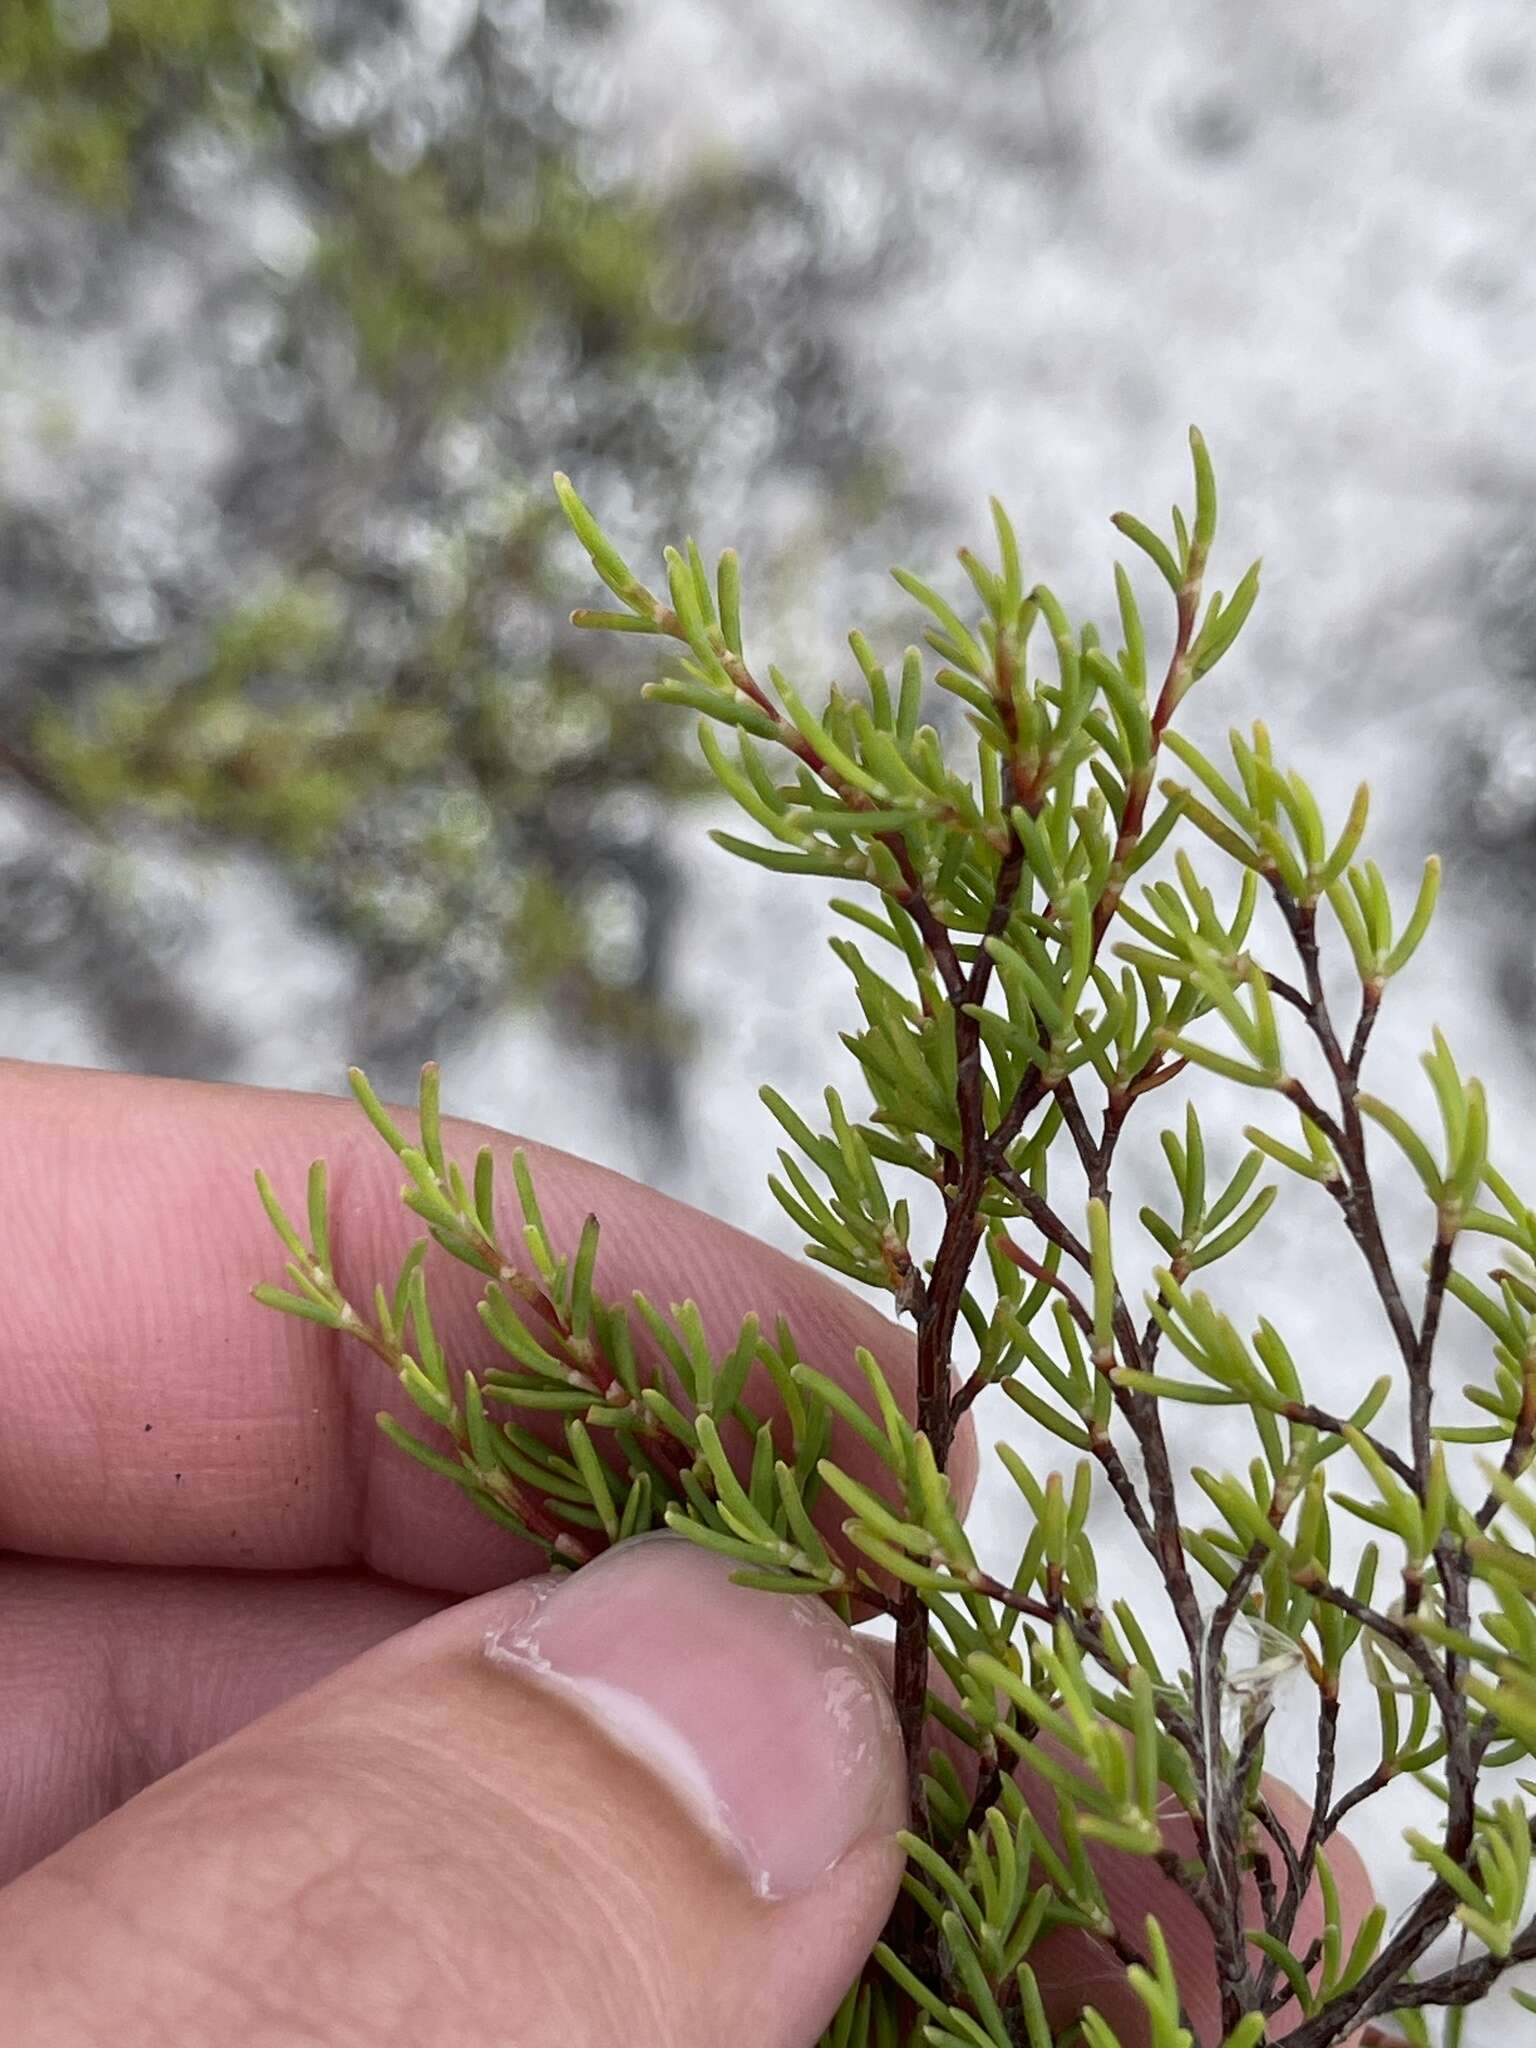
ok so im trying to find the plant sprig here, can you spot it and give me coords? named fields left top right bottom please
left=255, top=436, right=1536, bottom=2048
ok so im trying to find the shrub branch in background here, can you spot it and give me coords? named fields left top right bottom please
left=255, top=437, right=1536, bottom=2046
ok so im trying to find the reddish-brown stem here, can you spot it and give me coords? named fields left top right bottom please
left=996, top=1233, right=1094, bottom=1330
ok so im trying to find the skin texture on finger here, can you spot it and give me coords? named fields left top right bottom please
left=0, top=1060, right=975, bottom=1587
left=0, top=1544, right=909, bottom=2048
left=0, top=1558, right=447, bottom=1885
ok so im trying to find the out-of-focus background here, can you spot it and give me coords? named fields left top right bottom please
left=3, top=0, right=1535, bottom=2019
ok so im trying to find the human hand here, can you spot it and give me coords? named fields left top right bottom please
left=0, top=1062, right=1367, bottom=2045
left=0, top=1061, right=955, bottom=2045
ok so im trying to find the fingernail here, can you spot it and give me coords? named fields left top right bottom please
left=481, top=1532, right=905, bottom=1898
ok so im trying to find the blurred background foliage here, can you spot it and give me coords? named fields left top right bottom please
left=2, top=0, right=1531, bottom=1202
left=0, top=0, right=957, bottom=1117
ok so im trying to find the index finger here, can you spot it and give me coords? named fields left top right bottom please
left=0, top=1061, right=974, bottom=1590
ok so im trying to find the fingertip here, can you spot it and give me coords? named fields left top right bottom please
left=479, top=1533, right=907, bottom=1900
left=946, top=1399, right=980, bottom=1517
left=0, top=1549, right=908, bottom=2048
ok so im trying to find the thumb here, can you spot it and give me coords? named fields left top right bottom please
left=0, top=1536, right=907, bottom=2048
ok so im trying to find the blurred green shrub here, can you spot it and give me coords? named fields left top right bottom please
left=1, top=0, right=903, bottom=1094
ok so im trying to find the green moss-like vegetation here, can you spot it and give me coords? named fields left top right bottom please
left=0, top=0, right=288, bottom=207
left=34, top=507, right=708, bottom=1032
left=4, top=1, right=883, bottom=1068
left=319, top=153, right=694, bottom=391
